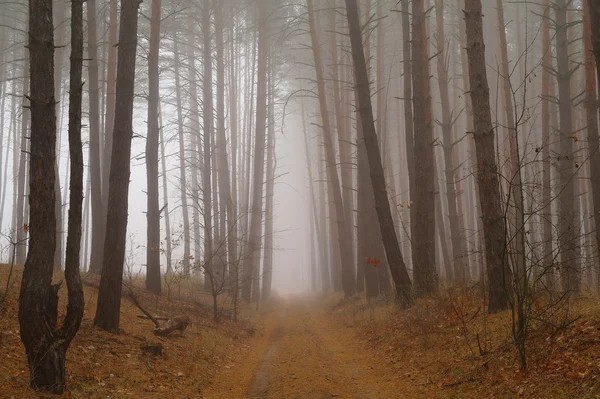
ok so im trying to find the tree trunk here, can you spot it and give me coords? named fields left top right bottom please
left=412, top=0, right=438, bottom=295
left=435, top=0, right=464, bottom=284
left=556, top=0, right=579, bottom=294
left=262, top=65, right=276, bottom=300
left=464, top=0, right=511, bottom=313
left=172, top=35, right=191, bottom=275
left=53, top=0, right=67, bottom=271
left=159, top=105, right=172, bottom=274
left=19, top=0, right=84, bottom=392
left=541, top=0, right=555, bottom=288
left=215, top=2, right=235, bottom=287
left=345, top=0, right=413, bottom=305
left=186, top=41, right=202, bottom=272
left=16, top=51, right=29, bottom=266
left=145, top=0, right=161, bottom=294
left=584, top=0, right=600, bottom=289
left=94, top=0, right=141, bottom=331
left=308, top=0, right=356, bottom=298
left=202, top=0, right=215, bottom=295
left=400, top=0, right=416, bottom=274
left=242, top=0, right=268, bottom=302
left=330, top=3, right=355, bottom=277
left=496, top=0, right=527, bottom=286
left=228, top=9, right=240, bottom=308
left=87, top=0, right=104, bottom=274
left=102, top=0, right=118, bottom=251
left=302, top=99, right=330, bottom=293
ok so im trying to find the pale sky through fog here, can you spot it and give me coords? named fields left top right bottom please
left=111, top=102, right=312, bottom=295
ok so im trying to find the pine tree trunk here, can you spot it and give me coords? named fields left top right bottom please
left=411, top=0, right=438, bottom=295
left=556, top=0, right=579, bottom=293
left=400, top=0, right=416, bottom=274
left=541, top=0, right=555, bottom=288
left=202, top=0, right=215, bottom=295
left=242, top=1, right=269, bottom=302
left=302, top=100, right=329, bottom=293
left=215, top=2, right=235, bottom=287
left=102, top=0, right=118, bottom=246
left=464, top=0, right=511, bottom=313
left=584, top=0, right=600, bottom=289
left=186, top=42, right=202, bottom=272
left=19, top=0, right=84, bottom=391
left=172, top=36, right=191, bottom=274
left=145, top=0, right=161, bottom=294
left=53, top=0, right=67, bottom=271
left=496, top=0, right=527, bottom=286
left=262, top=66, right=276, bottom=300
left=345, top=0, right=413, bottom=305
left=87, top=0, right=104, bottom=274
left=94, top=0, right=141, bottom=331
left=435, top=0, right=464, bottom=284
left=159, top=106, right=172, bottom=274
left=308, top=0, right=356, bottom=298
left=15, top=51, right=29, bottom=265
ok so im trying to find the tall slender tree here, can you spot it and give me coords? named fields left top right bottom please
left=464, top=0, right=511, bottom=313
left=411, top=0, right=437, bottom=295
left=145, top=0, right=162, bottom=294
left=345, top=0, right=413, bottom=305
left=94, top=0, right=142, bottom=331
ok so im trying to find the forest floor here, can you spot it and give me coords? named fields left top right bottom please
left=3, top=264, right=600, bottom=398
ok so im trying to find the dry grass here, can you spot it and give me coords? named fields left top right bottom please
left=0, top=264, right=256, bottom=398
left=330, top=287, right=600, bottom=399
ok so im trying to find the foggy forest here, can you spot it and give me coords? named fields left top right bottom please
left=1, top=0, right=600, bottom=397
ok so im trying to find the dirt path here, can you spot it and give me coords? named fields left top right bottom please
left=204, top=298, right=431, bottom=399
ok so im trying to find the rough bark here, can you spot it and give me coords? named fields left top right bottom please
left=145, top=0, right=161, bottom=294
left=94, top=0, right=141, bottom=331
left=345, top=0, right=413, bottom=305
left=584, top=0, right=600, bottom=289
left=411, top=0, right=438, bottom=295
left=464, top=0, right=511, bottom=313
left=18, top=0, right=84, bottom=392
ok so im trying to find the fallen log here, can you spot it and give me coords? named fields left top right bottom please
left=153, top=315, right=190, bottom=337
left=126, top=286, right=190, bottom=337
